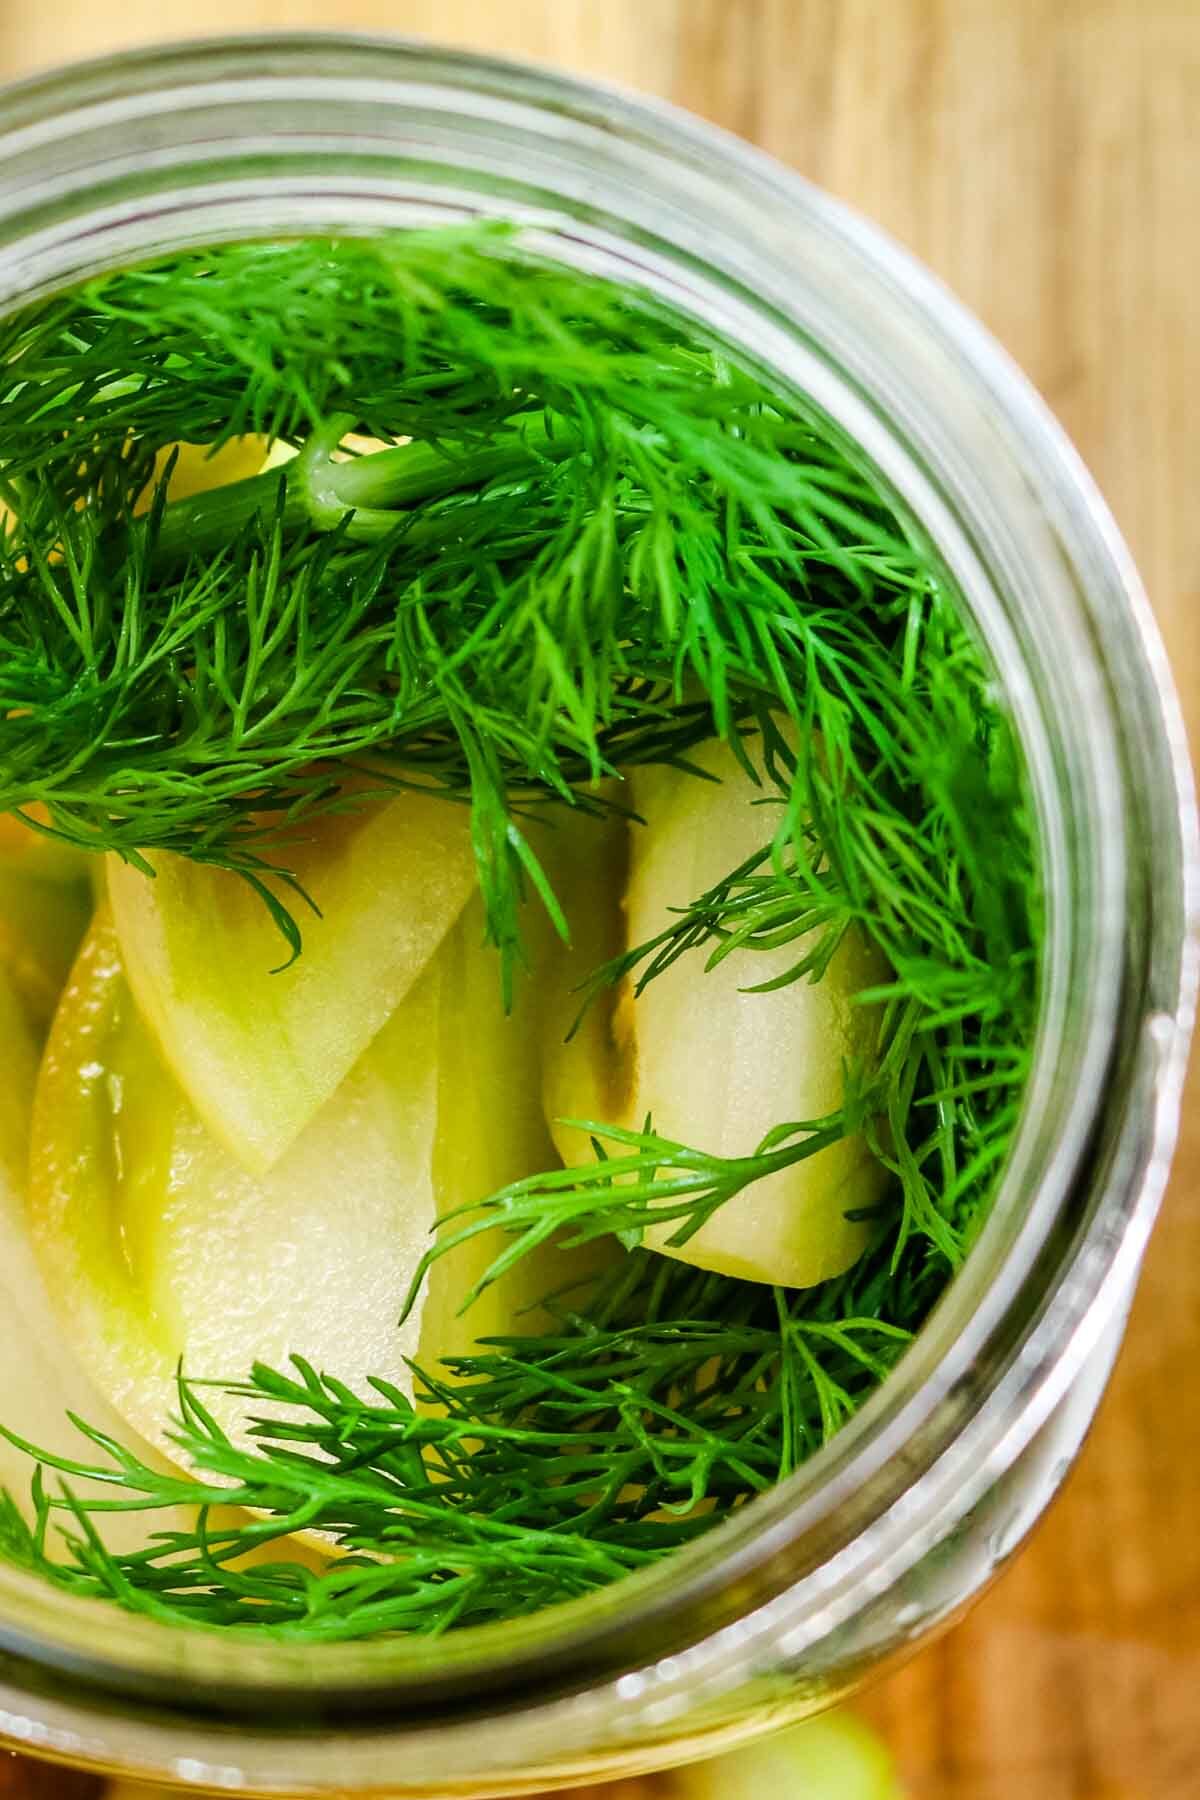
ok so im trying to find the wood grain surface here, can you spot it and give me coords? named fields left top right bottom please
left=1, top=5, right=1197, bottom=1798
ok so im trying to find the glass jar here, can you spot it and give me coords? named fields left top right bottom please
left=0, top=34, right=1193, bottom=1798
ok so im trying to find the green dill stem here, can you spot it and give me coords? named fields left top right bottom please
left=151, top=414, right=570, bottom=561
left=0, top=1294, right=913, bottom=1640
left=399, top=1109, right=860, bottom=1325
left=0, top=230, right=1039, bottom=1644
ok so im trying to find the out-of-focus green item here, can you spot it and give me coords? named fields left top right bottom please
left=677, top=1712, right=906, bottom=1799
left=102, top=1711, right=903, bottom=1797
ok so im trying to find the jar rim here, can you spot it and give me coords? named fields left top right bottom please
left=0, top=28, right=1193, bottom=1774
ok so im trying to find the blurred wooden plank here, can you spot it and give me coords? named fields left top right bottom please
left=0, top=1750, right=101, bottom=1796
left=670, top=7, right=1200, bottom=1796
left=0, top=5, right=1197, bottom=1798
left=0, top=0, right=682, bottom=92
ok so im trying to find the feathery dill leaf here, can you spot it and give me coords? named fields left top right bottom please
left=0, top=229, right=928, bottom=993
left=414, top=596, right=1035, bottom=1291
left=0, top=1256, right=912, bottom=1638
left=0, top=225, right=1039, bottom=1640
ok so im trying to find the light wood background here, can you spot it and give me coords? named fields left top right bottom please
left=0, top=5, right=1197, bottom=1798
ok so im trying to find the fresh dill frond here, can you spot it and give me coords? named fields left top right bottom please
left=0, top=225, right=1040, bottom=1640
left=400, top=1110, right=868, bottom=1323
left=413, top=575, right=1035, bottom=1294
left=0, top=1257, right=911, bottom=1639
left=0, top=230, right=931, bottom=995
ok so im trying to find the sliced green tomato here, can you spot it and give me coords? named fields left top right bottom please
left=0, top=957, right=188, bottom=1549
left=419, top=889, right=614, bottom=1369
left=549, top=740, right=889, bottom=1288
left=679, top=1714, right=906, bottom=1799
left=29, top=909, right=441, bottom=1455
left=29, top=902, right=602, bottom=1460
left=0, top=954, right=79, bottom=1480
left=141, top=434, right=274, bottom=506
left=0, top=961, right=38, bottom=1205
left=107, top=788, right=477, bottom=1173
left=0, top=806, right=89, bottom=883
left=0, top=865, right=92, bottom=1034
left=540, top=802, right=632, bottom=1149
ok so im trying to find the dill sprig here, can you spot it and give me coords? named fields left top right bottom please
left=0, top=226, right=1039, bottom=1639
left=0, top=229, right=931, bottom=992
left=0, top=1257, right=911, bottom=1638
left=409, top=601, right=1035, bottom=1296
left=400, top=1109, right=869, bottom=1324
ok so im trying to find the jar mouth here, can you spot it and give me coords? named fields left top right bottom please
left=0, top=30, right=1193, bottom=1736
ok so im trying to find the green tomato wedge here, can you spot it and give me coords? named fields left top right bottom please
left=547, top=739, right=889, bottom=1288
left=27, top=902, right=601, bottom=1461
left=107, top=788, right=477, bottom=1174
left=680, top=1714, right=906, bottom=1799
left=29, top=909, right=441, bottom=1454
left=0, top=807, right=89, bottom=884
left=540, top=801, right=632, bottom=1151
left=422, top=887, right=616, bottom=1358
left=141, top=434, right=274, bottom=507
left=0, top=958, right=182, bottom=1547
left=0, top=864, right=92, bottom=1036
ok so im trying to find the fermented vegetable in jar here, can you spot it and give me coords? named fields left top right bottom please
left=0, top=229, right=1037, bottom=1640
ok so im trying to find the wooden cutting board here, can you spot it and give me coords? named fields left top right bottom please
left=0, top=5, right=1196, bottom=1798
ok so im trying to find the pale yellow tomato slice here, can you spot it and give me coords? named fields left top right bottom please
left=0, top=865, right=92, bottom=1034
left=107, top=789, right=477, bottom=1174
left=139, top=434, right=274, bottom=507
left=29, top=899, right=604, bottom=1463
left=29, top=909, right=440, bottom=1456
left=419, top=889, right=617, bottom=1372
left=0, top=960, right=181, bottom=1549
left=547, top=740, right=888, bottom=1288
left=0, top=806, right=89, bottom=884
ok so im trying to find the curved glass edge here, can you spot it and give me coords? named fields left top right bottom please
left=0, top=30, right=1190, bottom=1774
